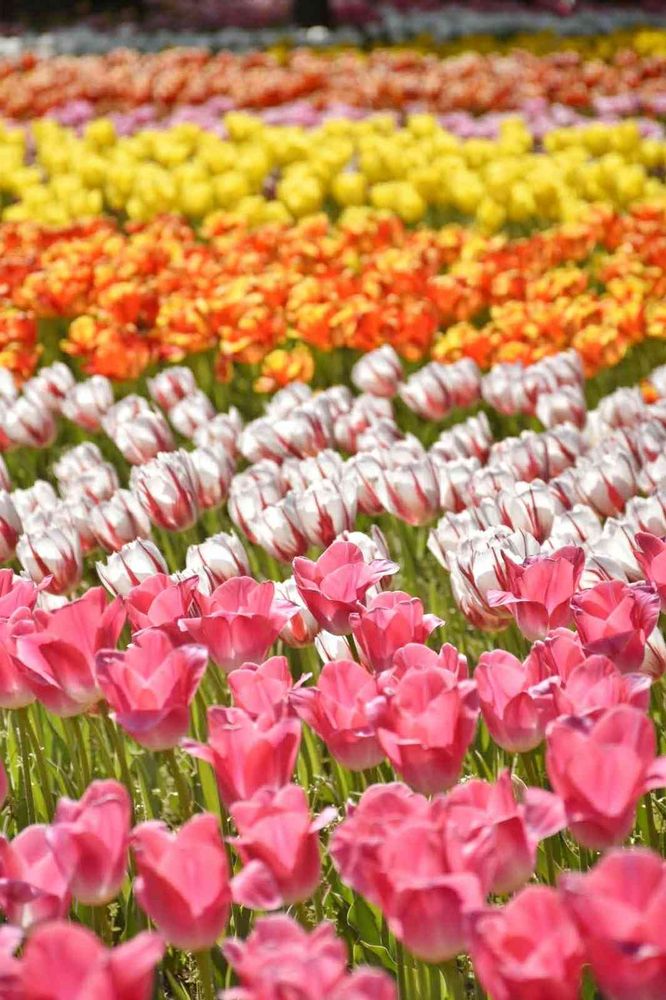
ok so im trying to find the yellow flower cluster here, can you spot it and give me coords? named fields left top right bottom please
left=3, top=113, right=666, bottom=232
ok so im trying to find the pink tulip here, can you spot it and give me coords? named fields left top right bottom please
left=474, top=649, right=555, bottom=753
left=19, top=921, right=164, bottom=1000
left=228, top=656, right=297, bottom=720
left=222, top=915, right=397, bottom=1000
left=487, top=546, right=585, bottom=641
left=48, top=780, right=131, bottom=906
left=293, top=540, right=398, bottom=636
left=184, top=706, right=300, bottom=808
left=112, top=411, right=175, bottom=465
left=292, top=659, right=384, bottom=771
left=179, top=577, right=295, bottom=673
left=17, top=527, right=82, bottom=595
left=561, top=848, right=666, bottom=1000
left=96, top=539, right=168, bottom=597
left=0, top=825, right=70, bottom=929
left=635, top=531, right=666, bottom=610
left=376, top=667, right=478, bottom=794
left=96, top=630, right=207, bottom=750
left=147, top=366, right=197, bottom=409
left=546, top=705, right=666, bottom=849
left=350, top=591, right=443, bottom=674
left=0, top=571, right=38, bottom=619
left=389, top=642, right=468, bottom=682
left=469, top=886, right=584, bottom=1000
left=131, top=450, right=199, bottom=532
left=132, top=813, right=230, bottom=951
left=351, top=345, right=403, bottom=398
left=15, top=587, right=125, bottom=717
left=61, top=376, right=113, bottom=431
left=0, top=925, right=20, bottom=997
left=91, top=490, right=152, bottom=553
left=124, top=573, right=198, bottom=639
left=230, top=784, right=334, bottom=910
left=571, top=579, right=661, bottom=674
left=439, top=771, right=565, bottom=895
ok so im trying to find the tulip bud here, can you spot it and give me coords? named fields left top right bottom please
left=147, top=366, right=197, bottom=409
left=351, top=344, right=403, bottom=397
left=190, top=444, right=235, bottom=510
left=185, top=531, right=250, bottom=591
left=111, top=411, right=175, bottom=465
left=5, top=397, right=57, bottom=449
left=61, top=375, right=113, bottom=431
left=377, top=457, right=441, bottom=525
left=96, top=538, right=168, bottom=596
left=16, top=527, right=82, bottom=595
left=90, top=489, right=152, bottom=553
left=130, top=449, right=199, bottom=532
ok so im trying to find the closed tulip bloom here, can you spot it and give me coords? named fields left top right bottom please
left=180, top=577, right=295, bottom=673
left=96, top=630, right=207, bottom=750
left=475, top=649, right=555, bottom=753
left=571, top=580, right=661, bottom=674
left=275, top=577, right=321, bottom=648
left=430, top=412, right=493, bottom=464
left=20, top=922, right=164, bottom=1000
left=0, top=825, right=70, bottom=929
left=343, top=454, right=384, bottom=516
left=469, top=886, right=584, bottom=1000
left=131, top=450, right=199, bottom=533
left=5, top=397, right=56, bottom=450
left=497, top=479, right=564, bottom=543
left=467, top=465, right=518, bottom=506
left=377, top=458, right=441, bottom=526
left=62, top=462, right=119, bottom=508
left=228, top=656, right=297, bottom=720
left=132, top=813, right=230, bottom=951
left=112, top=411, right=175, bottom=465
left=61, top=375, right=114, bottom=431
left=11, top=482, right=58, bottom=524
left=635, top=532, right=666, bottom=611
left=282, top=450, right=345, bottom=492
left=102, top=396, right=152, bottom=436
left=96, top=539, right=168, bottom=597
left=297, top=478, right=358, bottom=549
left=376, top=668, right=478, bottom=794
left=230, top=784, right=334, bottom=910
left=53, top=443, right=104, bottom=487
left=147, top=366, right=197, bottom=410
left=427, top=503, right=501, bottom=572
left=293, top=540, right=399, bottom=636
left=15, top=586, right=125, bottom=717
left=192, top=408, right=243, bottom=456
left=185, top=532, right=249, bottom=592
left=389, top=642, right=468, bottom=683
left=0, top=492, right=21, bottom=562
left=351, top=345, right=403, bottom=398
left=292, top=659, right=384, bottom=771
left=184, top=706, right=300, bottom=808
left=431, top=455, right=479, bottom=514
left=625, top=494, right=666, bottom=536
left=350, top=592, right=442, bottom=675
left=544, top=503, right=602, bottom=550
left=561, top=849, right=666, bottom=1000
left=536, top=385, right=587, bottom=430
left=575, top=453, right=637, bottom=517
left=17, top=527, right=82, bottom=595
left=91, top=490, right=152, bottom=553
left=334, top=395, right=393, bottom=452
left=487, top=546, right=585, bottom=641
left=190, top=445, right=235, bottom=510
left=23, top=363, right=75, bottom=414
left=265, top=382, right=312, bottom=420
left=228, top=477, right=284, bottom=545
left=123, top=573, right=198, bottom=637
left=546, top=705, right=666, bottom=850
left=168, top=391, right=215, bottom=438
left=48, top=780, right=131, bottom=906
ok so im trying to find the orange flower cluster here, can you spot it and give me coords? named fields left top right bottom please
left=2, top=203, right=666, bottom=387
left=2, top=46, right=666, bottom=120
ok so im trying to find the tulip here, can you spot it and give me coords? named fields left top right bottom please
left=0, top=606, right=37, bottom=710
left=544, top=503, right=602, bottom=550
left=0, top=370, right=17, bottom=404
left=626, top=493, right=666, bottom=536
left=130, top=450, right=199, bottom=533
left=96, top=630, right=207, bottom=750
left=467, top=465, right=518, bottom=505
left=487, top=546, right=585, bottom=641
left=48, top=780, right=131, bottom=906
left=376, top=667, right=478, bottom=794
left=62, top=462, right=120, bottom=507
left=376, top=457, right=441, bottom=526
left=571, top=579, right=661, bottom=674
left=0, top=925, right=20, bottom=996
left=180, top=577, right=295, bottom=673
left=351, top=345, right=403, bottom=397
left=185, top=532, right=249, bottom=593
left=292, top=659, right=384, bottom=771
left=192, top=408, right=243, bottom=455
left=53, top=442, right=104, bottom=487
left=61, top=375, right=114, bottom=431
left=184, top=706, right=300, bottom=808
left=440, top=771, right=566, bottom=895
left=19, top=922, right=164, bottom=1000
left=561, top=849, right=666, bottom=1000
left=431, top=455, right=479, bottom=514
left=275, top=576, right=321, bottom=647
left=427, top=503, right=500, bottom=572
left=5, top=395, right=57, bottom=450
left=334, top=394, right=393, bottom=452
left=252, top=493, right=310, bottom=563
left=474, top=649, right=556, bottom=753
left=536, top=385, right=587, bottom=429
left=497, top=479, right=564, bottom=542
left=298, top=478, right=358, bottom=548
left=389, top=642, right=468, bottom=683
left=575, top=453, right=637, bottom=517
left=132, top=813, right=230, bottom=951
left=0, top=492, right=21, bottom=562
left=293, top=540, right=398, bottom=636
left=228, top=476, right=284, bottom=545
left=147, top=366, right=197, bottom=409
left=15, top=586, right=125, bottom=717
left=343, top=454, right=385, bottom=516
left=349, top=591, right=442, bottom=674
left=123, top=573, right=198, bottom=637
left=168, top=391, right=215, bottom=438
left=265, top=382, right=312, bottom=420
left=0, top=825, right=70, bottom=929
left=102, top=396, right=153, bottom=437
left=634, top=531, right=666, bottom=610
left=228, top=656, right=297, bottom=721
left=11, top=482, right=58, bottom=523
left=230, top=784, right=334, bottom=910
left=111, top=411, right=175, bottom=465
left=469, top=886, right=584, bottom=1000
left=240, top=409, right=331, bottom=464
left=91, top=490, right=152, bottom=553
left=546, top=705, right=666, bottom=850
left=16, top=527, right=83, bottom=595
left=190, top=445, right=235, bottom=510
left=430, top=412, right=493, bottom=464
left=399, top=360, right=480, bottom=420
left=96, top=539, right=168, bottom=597
left=23, top=363, right=75, bottom=413
left=282, top=450, right=345, bottom=492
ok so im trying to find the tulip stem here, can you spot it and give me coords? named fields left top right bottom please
left=195, top=949, right=215, bottom=1000
left=102, top=712, right=134, bottom=801
left=440, top=960, right=465, bottom=1000
left=15, top=709, right=36, bottom=825
left=22, top=708, right=53, bottom=814
left=68, top=715, right=92, bottom=791
left=165, top=748, right=192, bottom=818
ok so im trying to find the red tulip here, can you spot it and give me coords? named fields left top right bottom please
left=20, top=921, right=163, bottom=1000
left=571, top=579, right=661, bottom=674
left=349, top=591, right=442, bottom=674
left=546, top=705, right=666, bottom=850
left=561, top=848, right=666, bottom=1000
left=184, top=706, right=300, bottom=808
left=15, top=587, right=125, bottom=717
left=96, top=630, right=207, bottom=750
left=0, top=826, right=70, bottom=929
left=132, top=813, right=230, bottom=951
left=230, top=784, right=334, bottom=910
left=292, top=659, right=384, bottom=772
left=469, top=886, right=584, bottom=1000
left=179, top=577, right=296, bottom=673
left=293, top=540, right=398, bottom=636
left=48, top=780, right=131, bottom=906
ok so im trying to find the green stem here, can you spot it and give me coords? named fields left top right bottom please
left=440, top=960, right=465, bottom=1000
left=68, top=715, right=92, bottom=790
left=23, top=707, right=53, bottom=816
left=165, top=748, right=192, bottom=818
left=15, top=708, right=36, bottom=825
left=195, top=949, right=215, bottom=1000
left=102, top=713, right=134, bottom=799
left=396, top=940, right=409, bottom=1000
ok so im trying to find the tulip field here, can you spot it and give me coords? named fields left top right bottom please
left=5, top=8, right=666, bottom=999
